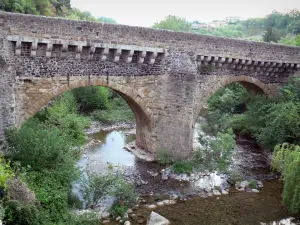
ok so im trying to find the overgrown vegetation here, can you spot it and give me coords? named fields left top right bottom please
left=0, top=86, right=134, bottom=224
left=0, top=0, right=117, bottom=23
left=199, top=77, right=300, bottom=214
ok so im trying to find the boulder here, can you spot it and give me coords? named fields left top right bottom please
left=147, top=211, right=170, bottom=225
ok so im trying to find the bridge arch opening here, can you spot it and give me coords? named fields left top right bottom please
left=20, top=76, right=151, bottom=151
left=193, top=75, right=271, bottom=151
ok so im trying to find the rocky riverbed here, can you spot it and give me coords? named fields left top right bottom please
left=71, top=122, right=298, bottom=225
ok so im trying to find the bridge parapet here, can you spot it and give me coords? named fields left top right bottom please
left=6, top=35, right=167, bottom=64
left=197, top=54, right=299, bottom=77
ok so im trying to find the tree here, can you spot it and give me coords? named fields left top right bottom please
left=99, top=16, right=117, bottom=24
left=152, top=15, right=192, bottom=32
left=263, top=26, right=282, bottom=42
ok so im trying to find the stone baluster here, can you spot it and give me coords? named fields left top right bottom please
left=225, top=58, right=232, bottom=64
left=15, top=40, right=22, bottom=56
left=123, top=50, right=134, bottom=63
left=147, top=52, right=158, bottom=65
left=232, top=58, right=239, bottom=64
left=46, top=43, right=52, bottom=58
left=61, top=44, right=68, bottom=59
left=30, top=41, right=37, bottom=57
left=90, top=46, right=95, bottom=60
left=138, top=51, right=146, bottom=64
left=101, top=48, right=109, bottom=61
left=76, top=44, right=82, bottom=60
left=113, top=49, right=121, bottom=62
left=245, top=60, right=252, bottom=65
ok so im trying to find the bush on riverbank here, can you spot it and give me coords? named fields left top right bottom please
left=272, top=143, right=300, bottom=214
left=202, top=76, right=300, bottom=213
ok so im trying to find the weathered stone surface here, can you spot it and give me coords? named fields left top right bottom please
left=147, top=211, right=170, bottom=225
left=0, top=11, right=299, bottom=156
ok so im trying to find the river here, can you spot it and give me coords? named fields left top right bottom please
left=72, top=125, right=298, bottom=225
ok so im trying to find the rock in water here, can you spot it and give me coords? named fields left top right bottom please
left=147, top=211, right=170, bottom=225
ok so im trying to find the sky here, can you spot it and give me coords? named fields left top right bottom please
left=71, top=0, right=300, bottom=27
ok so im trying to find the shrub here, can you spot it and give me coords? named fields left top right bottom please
left=272, top=144, right=300, bottom=213
left=5, top=120, right=73, bottom=172
left=156, top=150, right=173, bottom=165
left=91, top=108, right=134, bottom=124
left=73, top=86, right=109, bottom=112
left=84, top=173, right=118, bottom=208
left=109, top=202, right=128, bottom=219
left=0, top=158, right=14, bottom=191
left=172, top=160, right=193, bottom=175
left=194, top=129, right=236, bottom=173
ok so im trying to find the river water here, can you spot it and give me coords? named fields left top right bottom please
left=72, top=125, right=297, bottom=225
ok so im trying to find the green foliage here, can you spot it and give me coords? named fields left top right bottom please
left=272, top=144, right=300, bottom=213
left=248, top=180, right=257, bottom=189
left=263, top=26, right=283, bottom=42
left=113, top=180, right=137, bottom=209
left=279, top=34, right=300, bottom=46
left=194, top=129, right=236, bottom=173
left=172, top=160, right=193, bottom=175
left=109, top=202, right=128, bottom=219
left=91, top=108, right=134, bottom=124
left=5, top=120, right=73, bottom=172
left=152, top=15, right=192, bottom=32
left=84, top=173, right=118, bottom=208
left=0, top=158, right=14, bottom=190
left=98, top=16, right=117, bottom=24
left=109, top=180, right=137, bottom=218
left=156, top=149, right=173, bottom=165
left=43, top=91, right=90, bottom=145
left=73, top=86, right=109, bottom=112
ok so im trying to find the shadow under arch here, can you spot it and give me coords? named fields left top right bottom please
left=22, top=76, right=152, bottom=151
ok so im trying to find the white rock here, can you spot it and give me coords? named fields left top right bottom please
left=213, top=189, right=222, bottom=196
left=252, top=189, right=260, bottom=193
left=257, top=181, right=264, bottom=188
left=102, top=220, right=110, bottom=224
left=101, top=212, right=110, bottom=219
left=116, top=216, right=121, bottom=221
left=147, top=211, right=170, bottom=225
left=146, top=204, right=157, bottom=209
left=127, top=209, right=133, bottom=214
left=157, top=201, right=164, bottom=206
left=240, top=181, right=249, bottom=188
left=162, top=200, right=176, bottom=205
left=221, top=189, right=229, bottom=195
left=124, top=221, right=131, bottom=225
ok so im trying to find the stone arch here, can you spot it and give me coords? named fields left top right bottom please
left=20, top=76, right=152, bottom=151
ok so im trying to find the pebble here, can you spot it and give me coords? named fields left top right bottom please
left=221, top=189, right=229, bottom=195
left=146, top=204, right=157, bottom=209
left=157, top=201, right=164, bottom=206
left=213, top=189, right=222, bottom=196
left=101, top=212, right=110, bottom=219
left=116, top=216, right=121, bottom=221
left=102, top=219, right=110, bottom=224
left=252, top=189, right=260, bottom=193
left=124, top=221, right=131, bottom=225
left=163, top=200, right=176, bottom=205
left=127, top=209, right=133, bottom=214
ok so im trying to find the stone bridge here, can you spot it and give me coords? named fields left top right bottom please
left=0, top=12, right=300, bottom=156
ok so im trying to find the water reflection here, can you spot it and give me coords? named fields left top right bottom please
left=89, top=130, right=136, bottom=166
